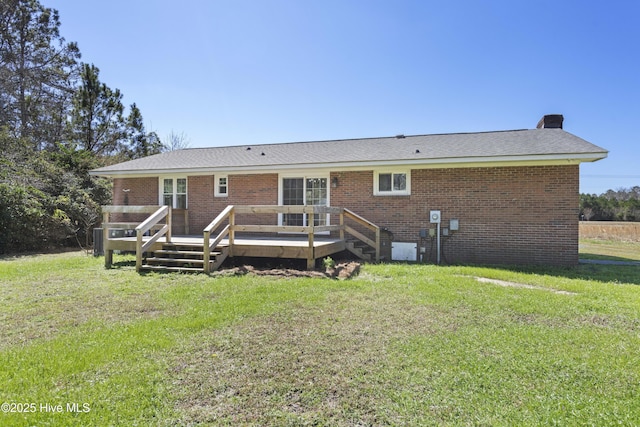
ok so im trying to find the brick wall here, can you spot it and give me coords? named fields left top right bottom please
left=111, top=174, right=279, bottom=233
left=187, top=175, right=215, bottom=232
left=112, top=166, right=579, bottom=266
left=186, top=174, right=279, bottom=231
left=186, top=173, right=281, bottom=232
left=330, top=165, right=579, bottom=266
left=225, top=173, right=279, bottom=225
left=113, top=177, right=158, bottom=205
left=111, top=177, right=159, bottom=223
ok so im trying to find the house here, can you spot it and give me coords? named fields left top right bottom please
left=90, top=114, right=607, bottom=268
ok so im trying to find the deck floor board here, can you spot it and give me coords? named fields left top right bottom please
left=109, top=235, right=342, bottom=249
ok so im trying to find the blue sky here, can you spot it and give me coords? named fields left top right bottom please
left=49, top=0, right=639, bottom=194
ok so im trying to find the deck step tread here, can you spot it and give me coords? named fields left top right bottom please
left=145, top=257, right=210, bottom=265
left=141, top=265, right=204, bottom=272
left=154, top=250, right=206, bottom=256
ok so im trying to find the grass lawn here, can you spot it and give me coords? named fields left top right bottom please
left=1, top=252, right=639, bottom=426
left=579, top=238, right=640, bottom=262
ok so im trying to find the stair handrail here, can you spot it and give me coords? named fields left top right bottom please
left=343, top=208, right=380, bottom=262
left=203, top=205, right=235, bottom=273
left=135, top=205, right=171, bottom=272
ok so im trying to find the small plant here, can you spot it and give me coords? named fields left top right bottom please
left=323, top=256, right=335, bottom=269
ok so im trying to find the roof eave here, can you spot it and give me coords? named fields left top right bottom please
left=89, top=152, right=608, bottom=178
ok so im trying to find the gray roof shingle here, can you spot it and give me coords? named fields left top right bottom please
left=91, top=128, right=607, bottom=176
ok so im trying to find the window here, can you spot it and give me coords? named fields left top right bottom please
left=280, top=176, right=328, bottom=227
left=215, top=175, right=228, bottom=197
left=374, top=171, right=410, bottom=196
left=161, top=177, right=187, bottom=208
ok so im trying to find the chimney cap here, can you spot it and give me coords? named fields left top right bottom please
left=537, top=114, right=564, bottom=129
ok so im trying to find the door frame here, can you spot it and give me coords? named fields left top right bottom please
left=277, top=173, right=331, bottom=231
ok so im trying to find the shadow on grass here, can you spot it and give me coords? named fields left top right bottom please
left=483, top=262, right=640, bottom=286
left=0, top=247, right=88, bottom=260
left=102, top=250, right=640, bottom=286
left=109, top=260, right=136, bottom=269
left=579, top=252, right=640, bottom=262
left=107, top=253, right=136, bottom=270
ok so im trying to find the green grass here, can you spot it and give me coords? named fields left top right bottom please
left=579, top=238, right=640, bottom=262
left=1, top=252, right=639, bottom=426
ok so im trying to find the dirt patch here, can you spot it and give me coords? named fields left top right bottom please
left=212, top=261, right=361, bottom=280
left=473, top=276, right=577, bottom=295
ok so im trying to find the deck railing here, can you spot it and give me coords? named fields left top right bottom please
left=202, top=205, right=379, bottom=270
left=101, top=204, right=379, bottom=272
left=343, top=208, right=381, bottom=262
left=203, top=205, right=234, bottom=273
left=101, top=205, right=172, bottom=271
left=135, top=206, right=171, bottom=272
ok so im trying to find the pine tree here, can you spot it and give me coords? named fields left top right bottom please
left=125, top=103, right=163, bottom=159
left=67, top=63, right=125, bottom=156
left=0, top=0, right=80, bottom=149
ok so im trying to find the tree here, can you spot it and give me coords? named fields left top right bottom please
left=124, top=103, right=163, bottom=159
left=0, top=0, right=80, bottom=149
left=67, top=63, right=125, bottom=156
left=163, top=130, right=191, bottom=151
left=580, top=187, right=640, bottom=221
left=0, top=1, right=160, bottom=253
left=0, top=130, right=73, bottom=252
left=0, top=129, right=112, bottom=253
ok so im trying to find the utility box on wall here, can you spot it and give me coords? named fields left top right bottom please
left=93, top=228, right=103, bottom=256
left=391, top=242, right=418, bottom=261
left=379, top=229, right=393, bottom=261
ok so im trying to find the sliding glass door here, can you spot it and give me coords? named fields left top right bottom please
left=281, top=177, right=328, bottom=227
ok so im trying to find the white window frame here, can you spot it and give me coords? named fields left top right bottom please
left=214, top=174, right=228, bottom=197
left=159, top=176, right=188, bottom=209
left=373, top=170, right=411, bottom=196
left=277, top=173, right=330, bottom=232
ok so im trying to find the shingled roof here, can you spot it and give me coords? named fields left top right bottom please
left=90, top=128, right=607, bottom=177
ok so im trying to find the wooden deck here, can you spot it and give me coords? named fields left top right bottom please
left=107, top=235, right=346, bottom=262
left=101, top=205, right=379, bottom=273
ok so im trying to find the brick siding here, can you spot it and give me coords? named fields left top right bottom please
left=187, top=175, right=215, bottom=232
left=112, top=165, right=579, bottom=266
left=187, top=174, right=279, bottom=230
left=331, top=165, right=579, bottom=266
left=110, top=177, right=159, bottom=223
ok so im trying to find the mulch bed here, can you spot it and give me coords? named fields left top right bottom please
left=212, top=261, right=361, bottom=279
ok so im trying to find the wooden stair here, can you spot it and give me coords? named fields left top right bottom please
left=345, top=238, right=376, bottom=262
left=142, top=242, right=229, bottom=273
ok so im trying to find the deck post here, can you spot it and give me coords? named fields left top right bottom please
left=307, top=228, right=315, bottom=270
left=136, top=229, right=143, bottom=272
left=228, top=208, right=235, bottom=257
left=307, top=210, right=315, bottom=269
left=166, top=206, right=172, bottom=243
left=203, top=231, right=210, bottom=274
left=339, top=209, right=345, bottom=241
left=375, top=227, right=381, bottom=262
left=105, top=249, right=113, bottom=268
left=103, top=211, right=111, bottom=268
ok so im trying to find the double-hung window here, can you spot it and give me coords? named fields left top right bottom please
left=161, top=177, right=187, bottom=208
left=374, top=171, right=410, bottom=196
left=215, top=175, right=228, bottom=197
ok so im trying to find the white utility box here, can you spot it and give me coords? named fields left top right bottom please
left=391, top=242, right=418, bottom=261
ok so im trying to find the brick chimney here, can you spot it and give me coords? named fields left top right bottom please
left=536, top=114, right=564, bottom=129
